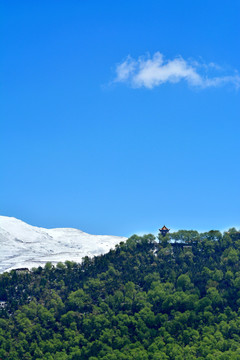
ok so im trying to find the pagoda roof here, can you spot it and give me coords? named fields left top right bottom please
left=160, top=225, right=170, bottom=231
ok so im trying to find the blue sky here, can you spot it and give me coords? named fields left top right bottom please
left=1, top=1, right=240, bottom=236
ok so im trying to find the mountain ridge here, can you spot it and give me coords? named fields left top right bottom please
left=0, top=216, right=127, bottom=273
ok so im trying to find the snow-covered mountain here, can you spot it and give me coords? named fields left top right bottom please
left=0, top=216, right=127, bottom=273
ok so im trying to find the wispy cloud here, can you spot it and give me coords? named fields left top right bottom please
left=114, top=52, right=240, bottom=89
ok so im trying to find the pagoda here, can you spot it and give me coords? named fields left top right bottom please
left=159, top=225, right=170, bottom=237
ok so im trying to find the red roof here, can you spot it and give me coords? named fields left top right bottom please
left=160, top=225, right=170, bottom=231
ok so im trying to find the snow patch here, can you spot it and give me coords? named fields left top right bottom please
left=0, top=216, right=127, bottom=273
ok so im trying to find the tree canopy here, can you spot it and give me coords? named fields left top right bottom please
left=1, top=228, right=240, bottom=359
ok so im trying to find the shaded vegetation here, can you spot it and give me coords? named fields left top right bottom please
left=1, top=228, right=240, bottom=359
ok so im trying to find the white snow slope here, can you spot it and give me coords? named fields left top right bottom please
left=0, top=216, right=127, bottom=273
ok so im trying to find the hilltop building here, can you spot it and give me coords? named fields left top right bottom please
left=159, top=225, right=170, bottom=237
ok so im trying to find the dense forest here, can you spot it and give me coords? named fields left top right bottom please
left=1, top=228, right=240, bottom=359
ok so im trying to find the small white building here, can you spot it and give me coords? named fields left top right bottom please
left=0, top=301, right=7, bottom=309
left=15, top=268, right=29, bottom=274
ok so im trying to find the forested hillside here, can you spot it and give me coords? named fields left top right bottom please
left=1, top=228, right=240, bottom=359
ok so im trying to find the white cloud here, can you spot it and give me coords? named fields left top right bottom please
left=115, top=56, right=137, bottom=82
left=114, top=52, right=240, bottom=89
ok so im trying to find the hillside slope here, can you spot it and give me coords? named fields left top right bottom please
left=1, top=228, right=240, bottom=359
